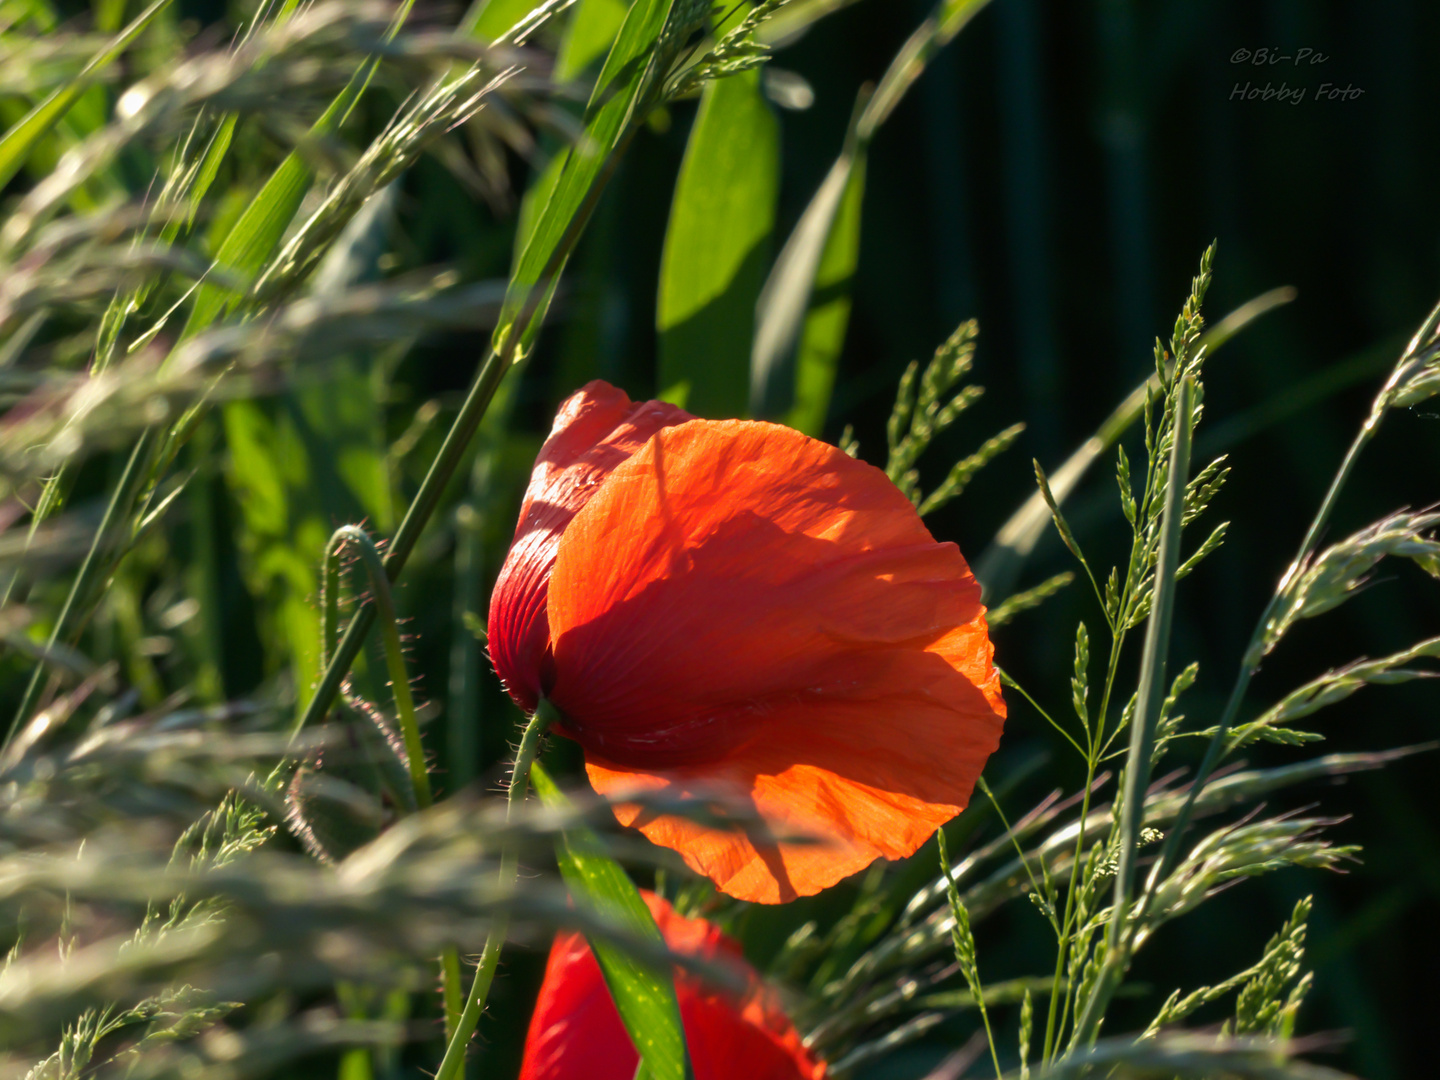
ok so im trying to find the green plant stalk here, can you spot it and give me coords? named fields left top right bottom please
left=937, top=827, right=1003, bottom=1080
left=322, top=526, right=432, bottom=810
left=1044, top=432, right=1161, bottom=1062
left=295, top=129, right=636, bottom=735
left=1070, top=378, right=1195, bottom=1049
left=322, top=525, right=461, bottom=1033
left=4, top=428, right=156, bottom=747
left=1134, top=301, right=1440, bottom=920
left=1041, top=629, right=1124, bottom=1064
left=433, top=701, right=553, bottom=1080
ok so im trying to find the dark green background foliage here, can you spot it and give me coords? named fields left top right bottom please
left=5, top=0, right=1438, bottom=1077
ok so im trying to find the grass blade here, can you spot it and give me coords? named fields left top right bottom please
left=751, top=120, right=862, bottom=428
left=784, top=148, right=864, bottom=436
left=179, top=0, right=418, bottom=338
left=1070, top=377, right=1195, bottom=1047
left=531, top=761, right=694, bottom=1080
left=497, top=0, right=679, bottom=358
left=556, top=0, right=629, bottom=81
left=0, top=0, right=172, bottom=191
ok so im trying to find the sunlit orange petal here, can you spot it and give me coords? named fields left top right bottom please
left=547, top=420, right=1004, bottom=902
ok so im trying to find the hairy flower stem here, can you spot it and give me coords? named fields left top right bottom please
left=321, top=524, right=464, bottom=1027
left=322, top=526, right=433, bottom=809
left=433, top=701, right=553, bottom=1080
left=1070, top=377, right=1195, bottom=1049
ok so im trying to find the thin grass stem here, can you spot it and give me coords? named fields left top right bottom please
left=295, top=128, right=636, bottom=734
left=433, top=701, right=553, bottom=1080
left=1070, top=377, right=1195, bottom=1047
left=1137, top=295, right=1440, bottom=933
left=997, top=667, right=1087, bottom=759
left=4, top=428, right=156, bottom=748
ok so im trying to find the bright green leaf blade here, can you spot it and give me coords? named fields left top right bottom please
left=508, top=0, right=626, bottom=274
left=531, top=762, right=692, bottom=1080
left=179, top=0, right=417, bottom=339
left=658, top=68, right=779, bottom=417
left=496, top=0, right=678, bottom=358
left=785, top=151, right=865, bottom=435
left=460, top=0, right=537, bottom=38
left=751, top=142, right=859, bottom=423
left=556, top=0, right=629, bottom=81
left=181, top=152, right=314, bottom=337
left=0, top=0, right=173, bottom=191
left=180, top=71, right=373, bottom=338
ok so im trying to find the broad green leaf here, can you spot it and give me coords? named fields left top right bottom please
left=785, top=152, right=865, bottom=436
left=657, top=68, right=779, bottom=417
left=751, top=142, right=861, bottom=423
left=496, top=0, right=679, bottom=358
left=556, top=0, right=629, bottom=81
left=531, top=762, right=692, bottom=1080
left=0, top=0, right=172, bottom=192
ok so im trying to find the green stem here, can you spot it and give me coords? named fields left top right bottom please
left=323, top=525, right=432, bottom=810
left=441, top=947, right=464, bottom=1041
left=4, top=428, right=157, bottom=748
left=1043, top=589, right=1125, bottom=1062
left=1070, top=379, right=1194, bottom=1049
left=322, top=526, right=462, bottom=1030
left=1138, top=383, right=1388, bottom=924
left=433, top=702, right=553, bottom=1080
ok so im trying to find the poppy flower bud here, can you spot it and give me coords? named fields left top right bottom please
left=488, top=381, right=692, bottom=712
left=519, top=891, right=825, bottom=1080
left=489, top=381, right=1005, bottom=903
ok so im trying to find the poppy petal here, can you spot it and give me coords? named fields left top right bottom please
left=546, top=420, right=1004, bottom=903
left=519, top=892, right=825, bottom=1080
left=488, top=381, right=690, bottom=712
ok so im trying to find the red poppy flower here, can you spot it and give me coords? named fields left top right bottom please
left=518, top=891, right=825, bottom=1080
left=489, top=381, right=1005, bottom=904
